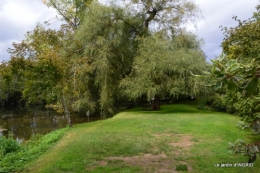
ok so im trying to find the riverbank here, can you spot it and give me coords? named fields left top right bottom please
left=2, top=104, right=260, bottom=172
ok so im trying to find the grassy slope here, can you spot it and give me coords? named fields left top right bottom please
left=23, top=104, right=260, bottom=173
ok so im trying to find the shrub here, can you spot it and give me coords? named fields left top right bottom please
left=211, top=94, right=226, bottom=112
left=196, top=95, right=214, bottom=111
left=0, top=136, right=21, bottom=156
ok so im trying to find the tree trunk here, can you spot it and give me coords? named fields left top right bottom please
left=60, top=96, right=72, bottom=127
left=151, top=96, right=160, bottom=111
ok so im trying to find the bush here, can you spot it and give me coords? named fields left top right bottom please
left=196, top=95, right=214, bottom=111
left=211, top=94, right=227, bottom=112
left=0, top=136, right=21, bottom=156
left=197, top=93, right=232, bottom=112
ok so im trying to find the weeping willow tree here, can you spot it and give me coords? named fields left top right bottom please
left=73, top=3, right=140, bottom=116
left=120, top=31, right=207, bottom=109
left=71, top=1, right=207, bottom=114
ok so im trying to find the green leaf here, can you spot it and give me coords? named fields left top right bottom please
left=228, top=63, right=241, bottom=72
left=217, top=53, right=226, bottom=62
left=190, top=71, right=204, bottom=78
left=214, top=81, right=222, bottom=90
left=253, top=96, right=260, bottom=100
left=253, top=145, right=259, bottom=153
left=223, top=78, right=237, bottom=90
left=244, top=77, right=258, bottom=97
left=245, top=66, right=257, bottom=78
left=205, top=83, right=215, bottom=87
left=202, top=71, right=211, bottom=75
left=216, top=74, right=225, bottom=80
left=212, top=67, right=224, bottom=76
left=225, top=59, right=237, bottom=67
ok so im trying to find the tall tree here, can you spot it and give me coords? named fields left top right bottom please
left=7, top=23, right=77, bottom=125
left=74, top=2, right=206, bottom=113
left=74, top=3, right=139, bottom=116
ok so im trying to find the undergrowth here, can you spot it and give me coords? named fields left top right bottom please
left=0, top=127, right=68, bottom=173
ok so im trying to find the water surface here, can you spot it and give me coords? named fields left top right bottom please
left=0, top=109, right=99, bottom=142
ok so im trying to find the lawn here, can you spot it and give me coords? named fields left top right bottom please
left=22, top=104, right=260, bottom=173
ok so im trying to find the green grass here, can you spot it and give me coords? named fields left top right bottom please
left=21, top=104, right=260, bottom=173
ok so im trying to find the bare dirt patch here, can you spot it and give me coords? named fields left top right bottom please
left=104, top=153, right=192, bottom=172
left=169, top=135, right=194, bottom=150
left=86, top=134, right=195, bottom=172
left=86, top=153, right=192, bottom=172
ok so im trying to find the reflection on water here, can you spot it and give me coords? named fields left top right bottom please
left=0, top=110, right=99, bottom=142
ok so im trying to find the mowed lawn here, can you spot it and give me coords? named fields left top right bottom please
left=23, top=104, right=260, bottom=173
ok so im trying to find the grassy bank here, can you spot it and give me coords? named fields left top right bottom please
left=0, top=127, right=68, bottom=172
left=20, top=104, right=260, bottom=173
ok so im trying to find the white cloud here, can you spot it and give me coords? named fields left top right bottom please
left=0, top=0, right=61, bottom=61
left=0, top=0, right=259, bottom=62
left=190, top=0, right=259, bottom=61
left=0, top=0, right=7, bottom=11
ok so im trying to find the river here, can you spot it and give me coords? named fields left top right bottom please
left=0, top=109, right=99, bottom=142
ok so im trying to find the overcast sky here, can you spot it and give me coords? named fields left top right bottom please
left=0, top=0, right=259, bottom=62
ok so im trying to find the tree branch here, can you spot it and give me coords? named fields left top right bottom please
left=49, top=0, right=77, bottom=29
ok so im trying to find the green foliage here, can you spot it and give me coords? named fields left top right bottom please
left=0, top=57, right=28, bottom=107
left=238, top=120, right=260, bottom=134
left=197, top=92, right=236, bottom=113
left=202, top=54, right=260, bottom=120
left=221, top=13, right=260, bottom=61
left=0, top=136, right=20, bottom=156
left=74, top=3, right=138, bottom=115
left=120, top=31, right=207, bottom=100
left=211, top=94, right=226, bottom=112
left=0, top=128, right=68, bottom=172
left=4, top=0, right=206, bottom=117
left=238, top=121, right=251, bottom=131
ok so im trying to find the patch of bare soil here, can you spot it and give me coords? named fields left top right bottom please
left=86, top=134, right=194, bottom=172
left=169, top=135, right=194, bottom=150
left=107, top=153, right=170, bottom=173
